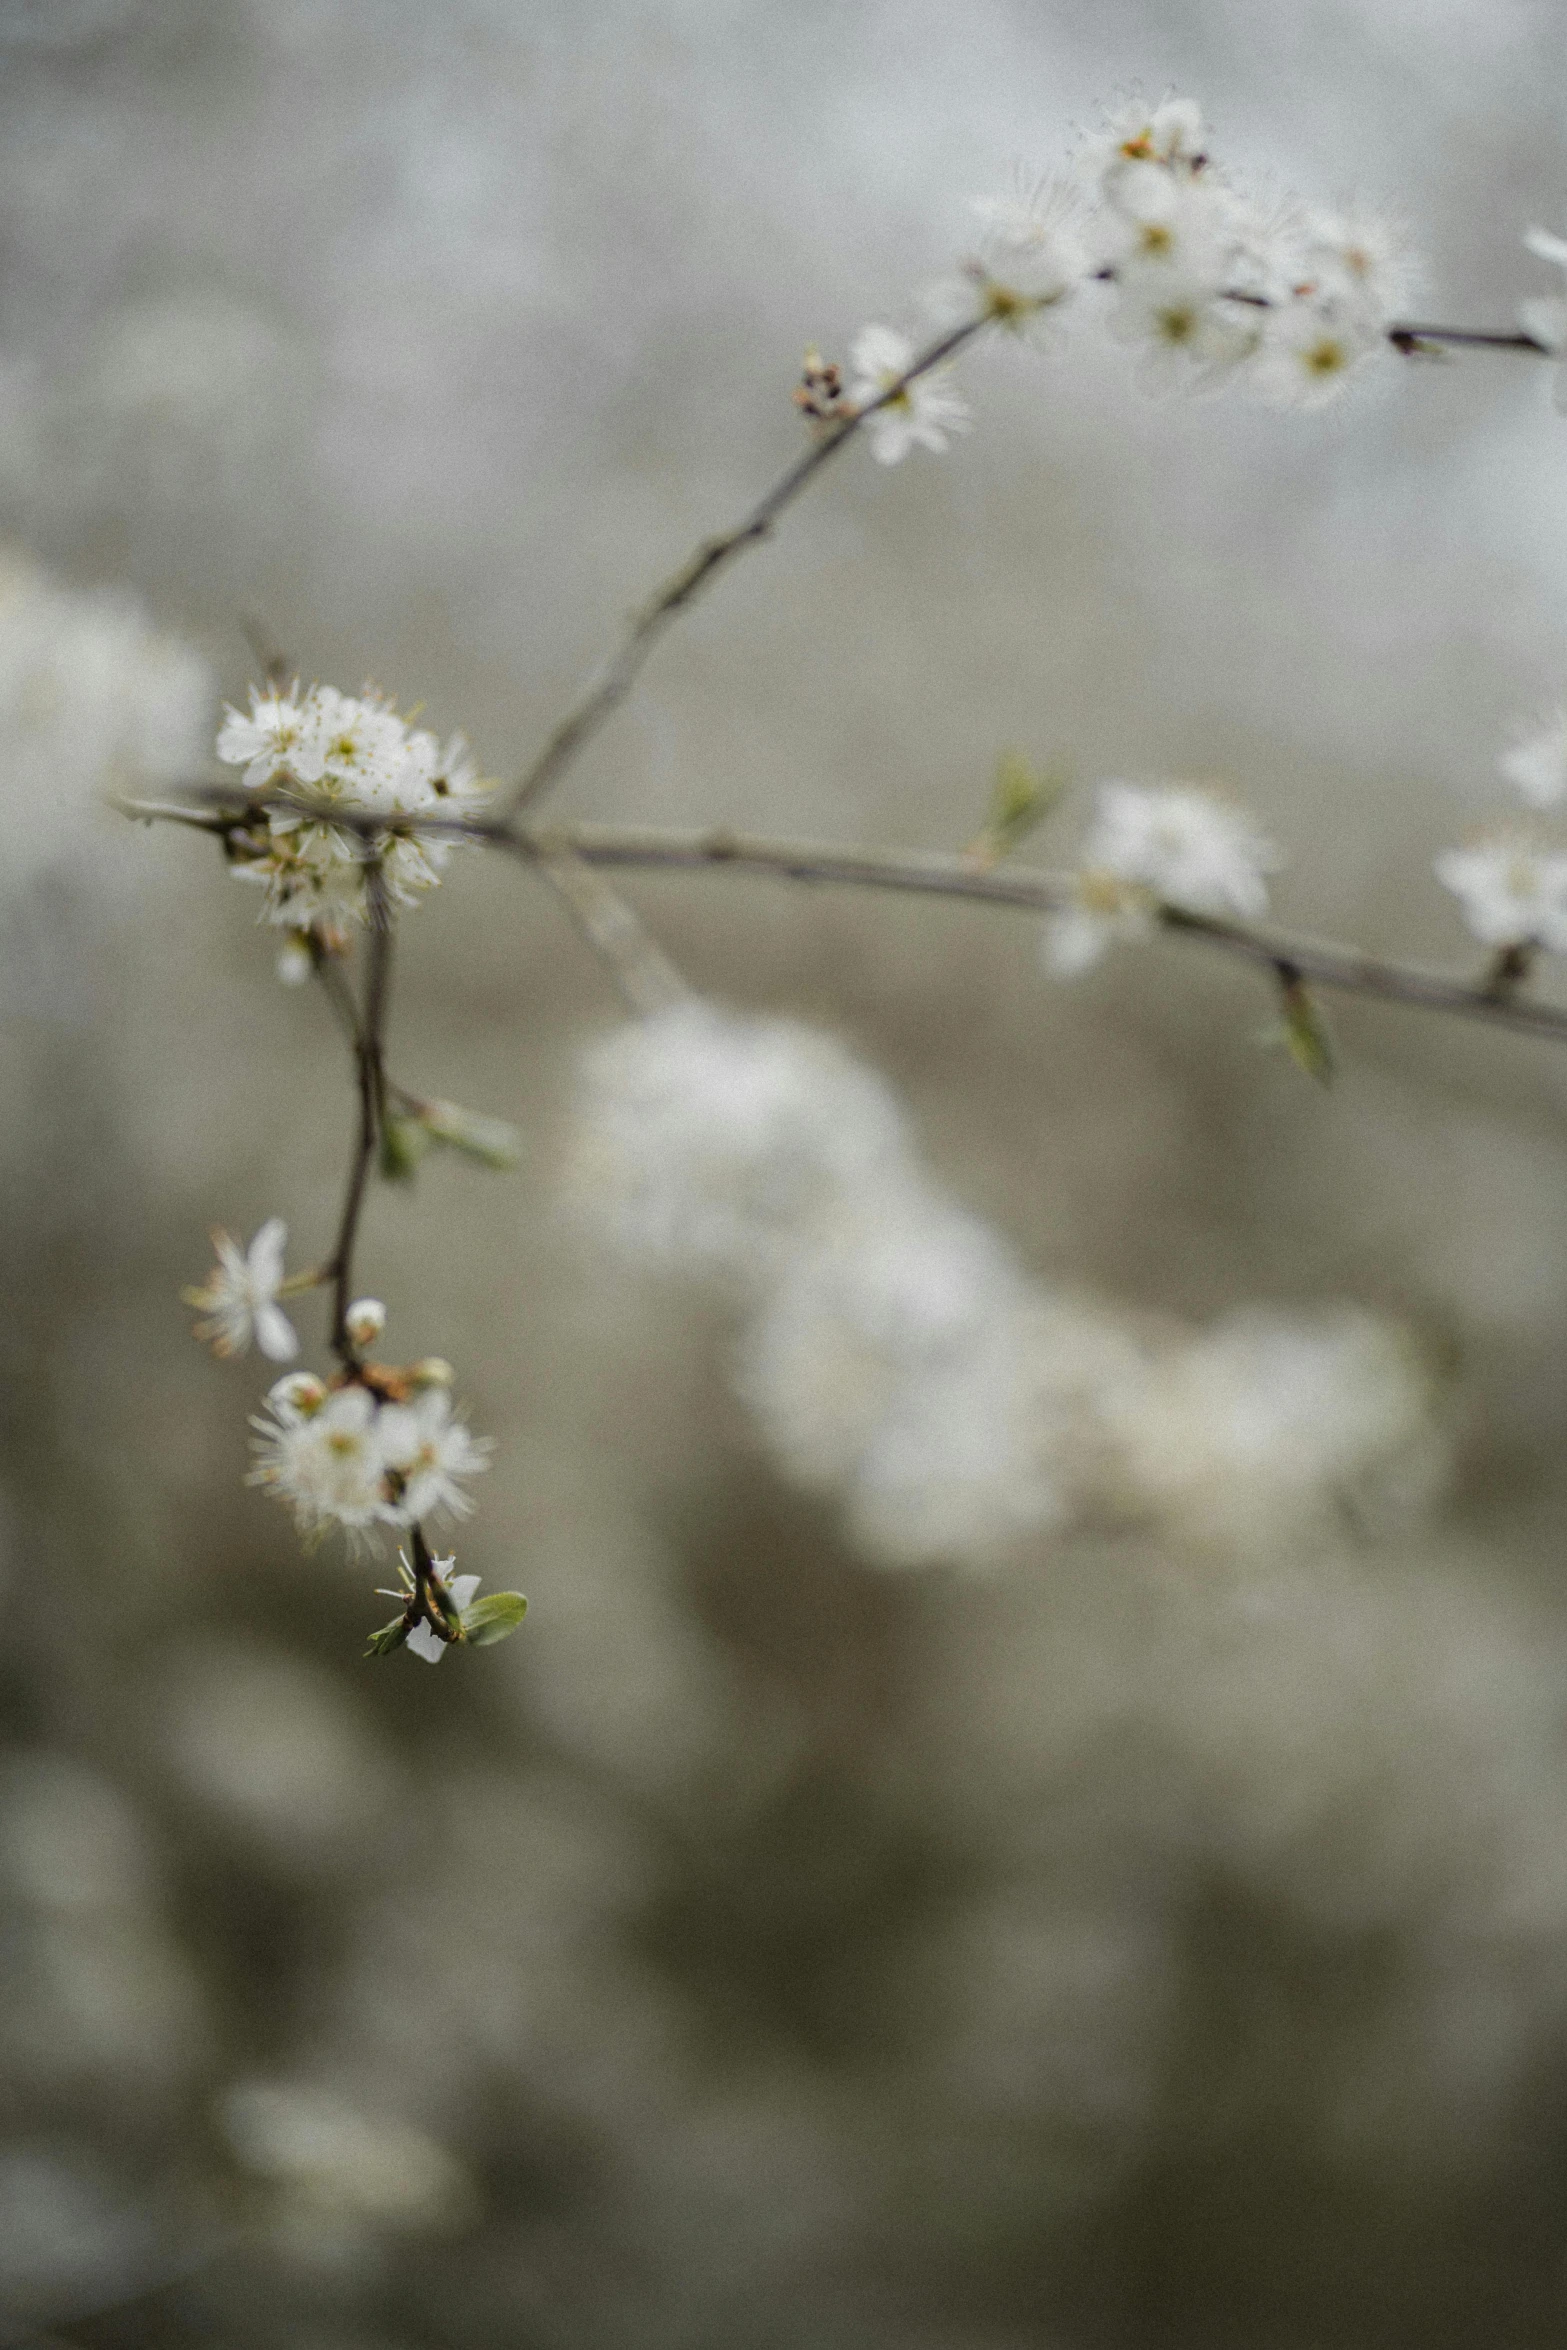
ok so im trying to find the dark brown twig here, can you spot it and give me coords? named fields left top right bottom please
left=326, top=858, right=392, bottom=1364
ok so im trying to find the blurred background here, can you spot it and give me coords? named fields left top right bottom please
left=7, top=1, right=1567, bottom=2343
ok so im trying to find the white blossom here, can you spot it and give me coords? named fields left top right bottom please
left=848, top=325, right=970, bottom=464
left=734, top=1181, right=1024, bottom=1494
left=1075, top=780, right=1279, bottom=924
left=733, top=1189, right=1115, bottom=1568
left=1069, top=98, right=1404, bottom=408
left=183, top=1219, right=299, bottom=1361
left=1435, top=833, right=1567, bottom=952
left=1109, top=262, right=1261, bottom=393
left=406, top=1561, right=480, bottom=1663
left=1298, top=203, right=1419, bottom=322
left=249, top=1381, right=387, bottom=1542
left=1093, top=172, right=1230, bottom=283
left=214, top=682, right=323, bottom=789
left=275, top=934, right=313, bottom=986
left=1251, top=289, right=1387, bottom=411
left=1039, top=873, right=1153, bottom=979
left=214, top=681, right=491, bottom=926
left=945, top=179, right=1087, bottom=339
left=1075, top=94, right=1209, bottom=211
left=1499, top=712, right=1567, bottom=809
left=375, top=1388, right=491, bottom=1525
left=246, top=1376, right=489, bottom=1545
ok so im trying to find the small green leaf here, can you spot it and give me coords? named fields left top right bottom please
left=1265, top=975, right=1335, bottom=1088
left=459, top=1591, right=529, bottom=1648
left=379, top=1115, right=430, bottom=1183
left=365, top=1612, right=411, bottom=1657
left=418, top=1099, right=522, bottom=1172
left=968, top=752, right=1070, bottom=864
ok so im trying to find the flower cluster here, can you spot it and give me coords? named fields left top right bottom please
left=822, top=92, right=1415, bottom=470
left=215, top=680, right=492, bottom=929
left=1436, top=706, right=1567, bottom=957
left=248, top=1364, right=489, bottom=1546
left=1044, top=779, right=1281, bottom=977
left=572, top=1003, right=1439, bottom=1569
left=1077, top=95, right=1413, bottom=407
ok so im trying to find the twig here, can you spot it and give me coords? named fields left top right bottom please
left=531, top=840, right=692, bottom=1014
left=507, top=822, right=1567, bottom=1047
left=499, top=315, right=989, bottom=820
left=121, top=796, right=1567, bottom=1046
left=1389, top=321, right=1553, bottom=355
left=118, top=795, right=1567, bottom=1046
left=327, top=859, right=392, bottom=1362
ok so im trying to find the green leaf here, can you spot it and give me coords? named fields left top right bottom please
left=968, top=752, right=1070, bottom=864
left=459, top=1591, right=529, bottom=1648
left=365, top=1612, right=411, bottom=1657
left=417, top=1099, right=522, bottom=1172
left=1265, top=976, right=1335, bottom=1088
left=379, top=1114, right=430, bottom=1183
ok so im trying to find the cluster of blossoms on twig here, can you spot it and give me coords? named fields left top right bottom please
left=144, top=85, right=1567, bottom=1667
left=249, top=1360, right=488, bottom=1549
left=185, top=1235, right=489, bottom=1539
left=215, top=678, right=491, bottom=943
left=821, top=92, right=1424, bottom=468
left=184, top=1216, right=515, bottom=1659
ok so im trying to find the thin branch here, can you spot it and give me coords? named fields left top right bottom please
left=312, top=936, right=424, bottom=1114
left=503, top=821, right=1567, bottom=1047
left=1389, top=321, right=1553, bottom=355
left=120, top=794, right=1567, bottom=1046
left=499, top=315, right=989, bottom=821
left=118, top=794, right=1567, bottom=1046
left=327, top=860, right=393, bottom=1363
left=531, top=841, right=692, bottom=1014
left=310, top=934, right=361, bottom=1048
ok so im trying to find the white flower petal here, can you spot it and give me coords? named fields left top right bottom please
left=254, top=1302, right=300, bottom=1363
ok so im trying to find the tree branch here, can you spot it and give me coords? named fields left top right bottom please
left=498, top=315, right=989, bottom=820
left=505, top=822, right=1567, bottom=1046
left=120, top=794, right=1567, bottom=1046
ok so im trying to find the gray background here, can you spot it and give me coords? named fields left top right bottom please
left=6, top=1, right=1567, bottom=2343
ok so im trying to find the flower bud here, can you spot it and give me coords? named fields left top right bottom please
left=408, top=1356, right=455, bottom=1389
left=267, top=1371, right=327, bottom=1419
left=345, top=1298, right=386, bottom=1347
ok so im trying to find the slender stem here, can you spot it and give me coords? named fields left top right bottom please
left=500, top=315, right=989, bottom=820
left=532, top=841, right=692, bottom=1014
left=407, top=1521, right=459, bottom=1644
left=1389, top=322, right=1553, bottom=354
left=505, top=821, right=1567, bottom=1047
left=327, top=861, right=393, bottom=1363
left=313, top=939, right=424, bottom=1116
left=310, top=935, right=361, bottom=1047
left=119, top=796, right=1567, bottom=1049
